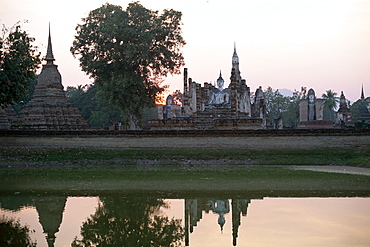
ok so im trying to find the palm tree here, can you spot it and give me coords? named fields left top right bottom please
left=322, top=90, right=339, bottom=122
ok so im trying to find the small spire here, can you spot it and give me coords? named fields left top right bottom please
left=46, top=23, right=55, bottom=62
left=219, top=70, right=222, bottom=78
left=232, top=42, right=239, bottom=64
left=361, top=84, right=365, bottom=100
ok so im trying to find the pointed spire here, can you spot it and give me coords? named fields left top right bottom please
left=361, top=84, right=365, bottom=100
left=46, top=23, right=55, bottom=63
left=219, top=70, right=222, bottom=78
left=232, top=42, right=239, bottom=64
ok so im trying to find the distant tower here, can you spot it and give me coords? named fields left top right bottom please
left=336, top=91, right=351, bottom=123
left=358, top=85, right=370, bottom=122
left=11, top=24, right=88, bottom=130
left=231, top=43, right=241, bottom=82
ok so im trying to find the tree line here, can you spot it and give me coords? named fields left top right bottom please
left=2, top=2, right=185, bottom=130
left=265, top=87, right=370, bottom=127
left=1, top=3, right=368, bottom=129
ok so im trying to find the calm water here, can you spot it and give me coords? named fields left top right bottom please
left=0, top=194, right=369, bottom=247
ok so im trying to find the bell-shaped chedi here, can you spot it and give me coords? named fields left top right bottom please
left=34, top=196, right=67, bottom=247
left=12, top=25, right=88, bottom=130
left=336, top=91, right=351, bottom=123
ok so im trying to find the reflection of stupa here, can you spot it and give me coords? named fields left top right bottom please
left=11, top=25, right=87, bottom=130
left=184, top=198, right=251, bottom=246
left=210, top=200, right=230, bottom=232
left=34, top=197, right=67, bottom=247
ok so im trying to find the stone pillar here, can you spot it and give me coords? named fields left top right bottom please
left=299, top=99, right=308, bottom=122
left=316, top=99, right=324, bottom=120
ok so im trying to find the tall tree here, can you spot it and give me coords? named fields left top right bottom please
left=264, top=87, right=289, bottom=125
left=322, top=89, right=339, bottom=122
left=0, top=22, right=40, bottom=108
left=264, top=87, right=303, bottom=128
left=282, top=90, right=302, bottom=128
left=171, top=89, right=183, bottom=105
left=0, top=217, right=37, bottom=247
left=66, top=84, right=124, bottom=129
left=71, top=2, right=186, bottom=129
left=71, top=197, right=184, bottom=247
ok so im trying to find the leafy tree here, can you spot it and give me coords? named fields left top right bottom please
left=66, top=84, right=124, bottom=129
left=282, top=90, right=301, bottom=128
left=264, top=87, right=289, bottom=125
left=71, top=197, right=184, bottom=247
left=300, top=86, right=307, bottom=99
left=0, top=217, right=36, bottom=247
left=0, top=22, right=40, bottom=108
left=171, top=89, right=183, bottom=105
left=11, top=78, right=37, bottom=113
left=264, top=87, right=302, bottom=128
left=322, top=89, right=339, bottom=122
left=71, top=2, right=186, bottom=129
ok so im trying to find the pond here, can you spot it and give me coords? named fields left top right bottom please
left=1, top=194, right=369, bottom=247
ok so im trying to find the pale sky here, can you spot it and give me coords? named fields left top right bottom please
left=1, top=0, right=369, bottom=101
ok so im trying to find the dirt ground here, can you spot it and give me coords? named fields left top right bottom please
left=291, top=165, right=370, bottom=176
left=1, top=135, right=369, bottom=149
left=1, top=135, right=369, bottom=176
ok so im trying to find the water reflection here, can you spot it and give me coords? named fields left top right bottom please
left=72, top=197, right=183, bottom=246
left=185, top=199, right=250, bottom=246
left=0, top=196, right=67, bottom=247
left=0, top=195, right=369, bottom=247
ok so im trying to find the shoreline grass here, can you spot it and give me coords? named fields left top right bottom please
left=1, top=146, right=369, bottom=197
left=1, top=165, right=370, bottom=197
left=1, top=147, right=369, bottom=167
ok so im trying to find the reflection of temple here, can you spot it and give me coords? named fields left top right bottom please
left=184, top=198, right=251, bottom=246
left=35, top=197, right=67, bottom=247
left=0, top=196, right=67, bottom=247
left=150, top=45, right=268, bottom=130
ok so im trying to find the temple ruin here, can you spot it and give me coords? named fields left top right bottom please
left=297, top=88, right=336, bottom=129
left=11, top=26, right=87, bottom=130
left=358, top=86, right=370, bottom=123
left=150, top=45, right=267, bottom=130
left=336, top=91, right=352, bottom=124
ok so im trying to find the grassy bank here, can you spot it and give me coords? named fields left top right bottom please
left=1, top=165, right=370, bottom=197
left=1, top=144, right=369, bottom=197
left=0, top=147, right=369, bottom=166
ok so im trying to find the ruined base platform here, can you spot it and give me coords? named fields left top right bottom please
left=297, top=120, right=336, bottom=129
left=148, top=117, right=263, bottom=130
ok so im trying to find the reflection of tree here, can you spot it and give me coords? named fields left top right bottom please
left=0, top=216, right=36, bottom=247
left=72, top=197, right=184, bottom=247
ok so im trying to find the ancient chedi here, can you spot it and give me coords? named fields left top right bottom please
left=151, top=45, right=267, bottom=130
left=12, top=27, right=87, bottom=130
left=336, top=91, right=352, bottom=124
left=358, top=85, right=370, bottom=122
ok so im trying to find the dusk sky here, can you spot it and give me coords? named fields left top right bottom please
left=1, top=0, right=369, bottom=102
